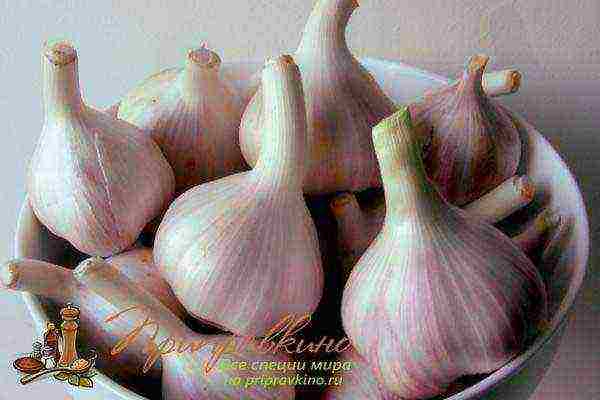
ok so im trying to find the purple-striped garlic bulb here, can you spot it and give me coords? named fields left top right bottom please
left=240, top=0, right=396, bottom=194
left=27, top=40, right=175, bottom=257
left=409, top=54, right=522, bottom=205
left=0, top=247, right=185, bottom=384
left=154, top=55, right=323, bottom=337
left=331, top=175, right=537, bottom=273
left=74, top=257, right=295, bottom=400
left=117, top=45, right=247, bottom=193
left=341, top=107, right=548, bottom=399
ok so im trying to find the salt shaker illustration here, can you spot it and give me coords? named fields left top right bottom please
left=43, top=322, right=60, bottom=364
left=30, top=342, right=42, bottom=360
left=58, top=303, right=80, bottom=367
left=41, top=346, right=56, bottom=369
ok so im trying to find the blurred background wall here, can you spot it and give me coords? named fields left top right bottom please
left=0, top=1, right=598, bottom=398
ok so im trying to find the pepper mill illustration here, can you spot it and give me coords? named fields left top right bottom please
left=58, top=303, right=80, bottom=367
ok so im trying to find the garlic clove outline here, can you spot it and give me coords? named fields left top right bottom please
left=117, top=44, right=247, bottom=193
left=154, top=55, right=324, bottom=337
left=27, top=40, right=175, bottom=257
left=341, top=107, right=548, bottom=399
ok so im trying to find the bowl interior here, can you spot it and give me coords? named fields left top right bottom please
left=14, top=58, right=589, bottom=400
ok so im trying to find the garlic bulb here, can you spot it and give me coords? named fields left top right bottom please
left=331, top=175, right=535, bottom=271
left=154, top=55, right=323, bottom=337
left=240, top=0, right=396, bottom=194
left=410, top=54, right=522, bottom=205
left=74, top=257, right=295, bottom=400
left=27, top=40, right=175, bottom=257
left=0, top=248, right=185, bottom=385
left=341, top=107, right=547, bottom=399
left=117, top=45, right=247, bottom=192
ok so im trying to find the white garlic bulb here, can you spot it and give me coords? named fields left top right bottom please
left=27, top=40, right=175, bottom=257
left=240, top=0, right=396, bottom=194
left=342, top=107, right=548, bottom=399
left=154, top=55, right=323, bottom=337
left=117, top=45, right=247, bottom=193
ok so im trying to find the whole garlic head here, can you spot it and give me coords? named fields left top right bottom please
left=117, top=45, right=247, bottom=193
left=240, top=0, right=396, bottom=194
left=154, top=55, right=324, bottom=337
left=410, top=54, right=522, bottom=205
left=27, top=40, right=175, bottom=257
left=342, top=107, right=547, bottom=399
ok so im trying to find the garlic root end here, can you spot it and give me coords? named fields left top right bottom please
left=43, top=39, right=77, bottom=66
left=0, top=261, right=19, bottom=289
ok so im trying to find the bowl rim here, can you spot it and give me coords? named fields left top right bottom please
left=14, top=57, right=590, bottom=400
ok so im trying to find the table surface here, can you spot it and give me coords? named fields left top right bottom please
left=0, top=1, right=599, bottom=399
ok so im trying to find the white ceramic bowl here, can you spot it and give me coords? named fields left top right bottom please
left=15, top=58, right=589, bottom=400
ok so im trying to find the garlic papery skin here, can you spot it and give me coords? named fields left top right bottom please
left=240, top=0, right=396, bottom=194
left=341, top=107, right=548, bottom=399
left=117, top=45, right=247, bottom=193
left=27, top=40, right=175, bottom=257
left=410, top=54, right=522, bottom=205
left=0, top=248, right=186, bottom=384
left=73, top=257, right=295, bottom=400
left=154, top=55, right=323, bottom=337
left=332, top=174, right=535, bottom=270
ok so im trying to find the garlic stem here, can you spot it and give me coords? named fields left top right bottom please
left=512, top=208, right=561, bottom=254
left=42, top=40, right=83, bottom=115
left=460, top=53, right=489, bottom=95
left=373, top=109, right=442, bottom=219
left=540, top=215, right=571, bottom=269
left=330, top=193, right=374, bottom=278
left=297, top=0, right=357, bottom=57
left=181, top=45, right=222, bottom=100
left=1, top=259, right=76, bottom=300
left=462, top=175, right=535, bottom=223
left=330, top=193, right=367, bottom=248
left=483, top=69, right=522, bottom=97
left=254, top=55, right=307, bottom=189
left=74, top=257, right=190, bottom=342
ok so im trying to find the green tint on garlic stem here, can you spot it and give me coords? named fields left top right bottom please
left=117, top=45, right=247, bottom=193
left=154, top=55, right=323, bottom=337
left=240, top=0, right=396, bottom=194
left=28, top=40, right=175, bottom=257
left=341, top=107, right=548, bottom=399
left=410, top=54, right=522, bottom=205
left=73, top=257, right=294, bottom=400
